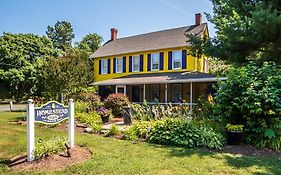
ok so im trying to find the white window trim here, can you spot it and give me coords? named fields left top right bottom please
left=151, top=53, right=160, bottom=71
left=101, top=59, right=108, bottom=74
left=172, top=50, right=182, bottom=70
left=115, top=85, right=126, bottom=94
left=132, top=55, right=140, bottom=72
left=115, top=57, right=123, bottom=73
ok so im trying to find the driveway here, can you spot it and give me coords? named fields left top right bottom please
left=0, top=104, right=26, bottom=112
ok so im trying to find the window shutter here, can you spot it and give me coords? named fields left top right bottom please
left=113, top=58, right=116, bottom=73
left=107, top=59, right=111, bottom=74
left=168, top=51, right=172, bottom=70
left=160, top=52, right=164, bottom=70
left=129, top=56, right=132, bottom=72
left=147, top=54, right=151, bottom=71
left=182, top=50, right=187, bottom=69
left=99, top=60, right=101, bottom=74
left=140, top=54, right=144, bottom=72
left=123, top=56, right=126, bottom=73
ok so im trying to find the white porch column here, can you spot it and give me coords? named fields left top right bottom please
left=190, top=82, right=193, bottom=110
left=124, top=85, right=127, bottom=95
left=165, top=83, right=168, bottom=103
left=143, top=84, right=146, bottom=102
left=115, top=86, right=117, bottom=93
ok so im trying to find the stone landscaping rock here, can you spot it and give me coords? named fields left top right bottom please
left=84, top=127, right=93, bottom=133
left=76, top=123, right=88, bottom=128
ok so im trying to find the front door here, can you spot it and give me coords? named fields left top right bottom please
left=131, top=85, right=140, bottom=102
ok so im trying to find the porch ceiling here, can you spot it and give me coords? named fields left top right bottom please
left=93, top=71, right=226, bottom=86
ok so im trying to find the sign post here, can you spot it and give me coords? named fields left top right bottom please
left=26, top=99, right=74, bottom=162
left=68, top=99, right=74, bottom=148
left=27, top=99, right=35, bottom=162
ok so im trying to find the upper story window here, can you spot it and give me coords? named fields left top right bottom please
left=116, top=57, right=123, bottom=73
left=151, top=53, right=160, bottom=70
left=172, top=51, right=182, bottom=69
left=132, top=55, right=140, bottom=72
left=101, top=59, right=108, bottom=74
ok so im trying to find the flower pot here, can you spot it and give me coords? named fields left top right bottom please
left=226, top=131, right=243, bottom=145
left=101, top=115, right=110, bottom=124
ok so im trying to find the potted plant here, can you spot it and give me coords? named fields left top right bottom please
left=98, top=107, right=112, bottom=124
left=226, top=124, right=244, bottom=145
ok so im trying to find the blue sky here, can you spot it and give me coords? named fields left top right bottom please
left=0, top=0, right=215, bottom=43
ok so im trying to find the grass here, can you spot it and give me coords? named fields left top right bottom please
left=0, top=112, right=281, bottom=175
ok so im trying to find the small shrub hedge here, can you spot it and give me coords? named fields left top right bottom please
left=76, top=112, right=102, bottom=132
left=124, top=118, right=224, bottom=150
left=148, top=118, right=224, bottom=149
left=33, top=137, right=66, bottom=159
left=104, top=93, right=130, bottom=117
left=124, top=121, right=153, bottom=141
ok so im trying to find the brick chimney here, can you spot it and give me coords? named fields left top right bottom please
left=111, top=28, right=118, bottom=41
left=195, top=13, right=202, bottom=26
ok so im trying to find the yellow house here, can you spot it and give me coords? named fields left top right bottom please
left=91, top=13, right=221, bottom=107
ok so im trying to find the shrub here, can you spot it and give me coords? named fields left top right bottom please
left=226, top=124, right=244, bottom=132
left=75, top=112, right=102, bottom=127
left=74, top=92, right=101, bottom=112
left=33, top=137, right=67, bottom=159
left=124, top=121, right=153, bottom=141
left=75, top=101, right=88, bottom=113
left=214, top=62, right=281, bottom=150
left=148, top=118, right=224, bottom=149
left=104, top=93, right=130, bottom=116
left=105, top=124, right=120, bottom=137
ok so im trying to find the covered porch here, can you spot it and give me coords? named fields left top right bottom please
left=94, top=72, right=226, bottom=109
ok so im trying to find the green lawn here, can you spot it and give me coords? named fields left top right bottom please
left=0, top=112, right=280, bottom=175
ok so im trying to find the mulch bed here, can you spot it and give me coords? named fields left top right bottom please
left=220, top=144, right=281, bottom=158
left=9, top=146, right=91, bottom=171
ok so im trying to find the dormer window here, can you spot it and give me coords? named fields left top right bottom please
left=151, top=53, right=160, bottom=71
left=132, top=55, right=140, bottom=72
left=172, top=51, right=182, bottom=69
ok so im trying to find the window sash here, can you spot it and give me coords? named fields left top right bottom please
left=116, top=57, right=123, bottom=73
left=101, top=59, right=108, bottom=74
left=151, top=53, right=159, bottom=70
left=172, top=51, right=182, bottom=69
left=132, top=56, right=140, bottom=72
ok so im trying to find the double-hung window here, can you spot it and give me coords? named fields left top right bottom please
left=132, top=55, right=140, bottom=72
left=151, top=53, right=159, bottom=70
left=116, top=57, right=123, bottom=73
left=101, top=59, right=108, bottom=74
left=172, top=51, right=182, bottom=69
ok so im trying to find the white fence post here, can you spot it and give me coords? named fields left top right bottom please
left=68, top=99, right=75, bottom=148
left=27, top=99, right=35, bottom=162
left=9, top=101, right=13, bottom=112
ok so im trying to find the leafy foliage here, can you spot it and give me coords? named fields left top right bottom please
left=41, top=49, right=92, bottom=100
left=214, top=61, right=281, bottom=149
left=0, top=33, right=58, bottom=100
left=104, top=93, right=130, bottom=116
left=46, top=21, right=75, bottom=51
left=76, top=33, right=103, bottom=54
left=74, top=92, right=101, bottom=112
left=75, top=112, right=102, bottom=129
left=148, top=118, right=224, bottom=149
left=226, top=124, right=244, bottom=132
left=124, top=121, right=153, bottom=141
left=105, top=124, right=120, bottom=137
left=33, top=137, right=66, bottom=159
left=205, top=0, right=281, bottom=65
